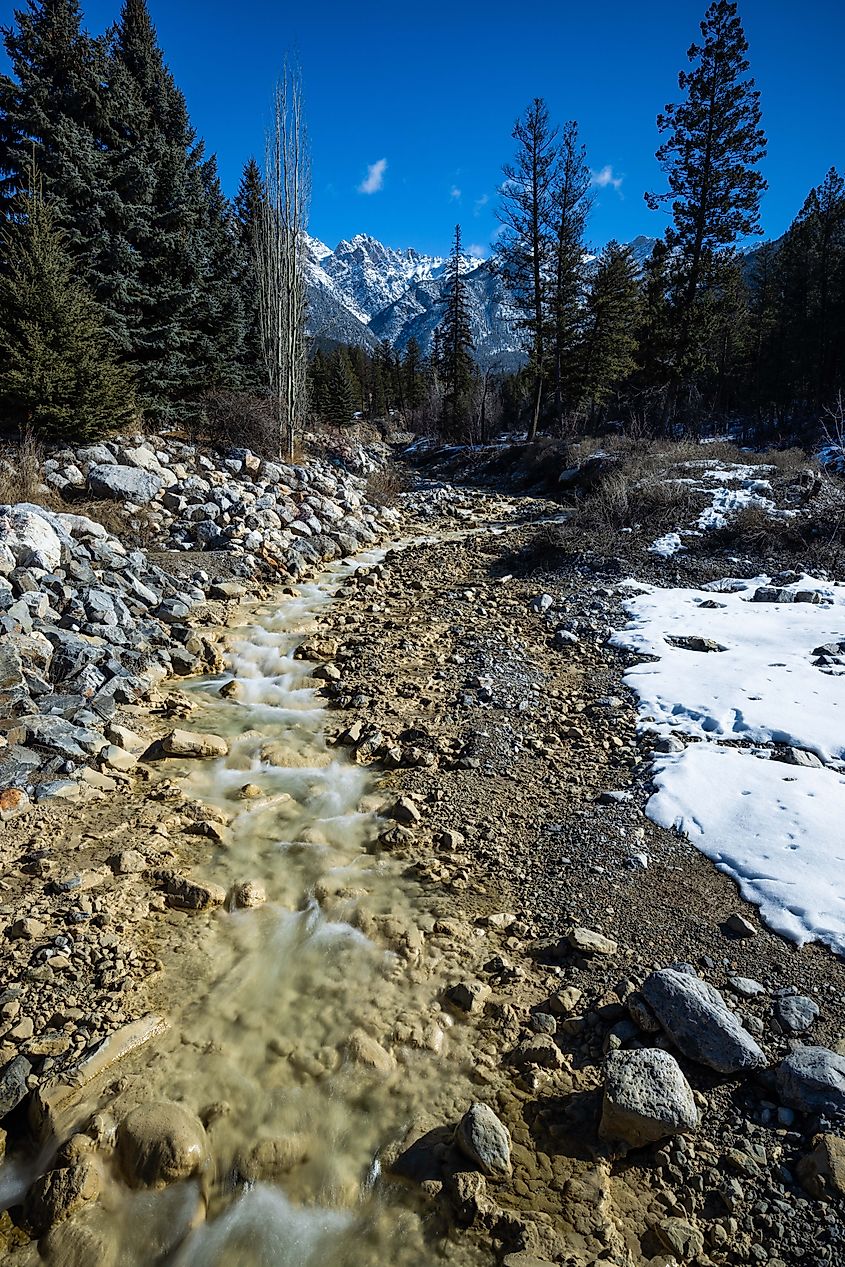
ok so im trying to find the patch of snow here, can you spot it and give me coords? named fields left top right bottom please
left=648, top=745, right=845, bottom=954
left=649, top=532, right=684, bottom=558
left=612, top=574, right=845, bottom=762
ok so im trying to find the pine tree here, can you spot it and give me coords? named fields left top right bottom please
left=579, top=242, right=641, bottom=416
left=307, top=347, right=330, bottom=422
left=634, top=237, right=679, bottom=413
left=439, top=224, right=476, bottom=441
left=324, top=349, right=356, bottom=427
left=550, top=120, right=592, bottom=426
left=190, top=153, right=247, bottom=394
left=645, top=0, right=766, bottom=374
left=498, top=98, right=557, bottom=439
left=403, top=336, right=426, bottom=423
left=0, top=172, right=133, bottom=439
left=233, top=156, right=264, bottom=386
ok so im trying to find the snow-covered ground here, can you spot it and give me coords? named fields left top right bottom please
left=613, top=573, right=845, bottom=954
left=647, top=459, right=789, bottom=555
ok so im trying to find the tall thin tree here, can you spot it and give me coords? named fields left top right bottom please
left=645, top=0, right=766, bottom=372
left=439, top=223, right=476, bottom=440
left=498, top=98, right=558, bottom=440
left=257, top=63, right=310, bottom=461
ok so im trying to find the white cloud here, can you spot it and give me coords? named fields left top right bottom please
left=473, top=193, right=489, bottom=216
left=468, top=243, right=487, bottom=259
left=358, top=158, right=387, bottom=195
left=450, top=185, right=462, bottom=201
left=591, top=164, right=624, bottom=192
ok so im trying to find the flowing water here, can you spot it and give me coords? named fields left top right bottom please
left=23, top=545, right=492, bottom=1266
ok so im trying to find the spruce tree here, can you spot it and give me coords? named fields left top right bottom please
left=498, top=98, right=557, bottom=439
left=0, top=173, right=133, bottom=439
left=324, top=349, right=356, bottom=427
left=550, top=120, right=592, bottom=426
left=403, top=336, right=426, bottom=424
left=233, top=156, right=264, bottom=386
left=645, top=0, right=766, bottom=374
left=439, top=224, right=476, bottom=441
left=579, top=242, right=641, bottom=417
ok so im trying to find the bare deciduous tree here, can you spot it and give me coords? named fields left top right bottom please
left=257, top=64, right=310, bottom=461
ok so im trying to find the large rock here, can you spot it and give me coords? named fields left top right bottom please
left=88, top=463, right=162, bottom=504
left=116, top=1102, right=209, bottom=1188
left=797, top=1134, right=845, bottom=1199
left=160, top=728, right=229, bottom=758
left=641, top=967, right=766, bottom=1074
left=0, top=1054, right=32, bottom=1117
left=600, top=1049, right=698, bottom=1148
left=156, top=871, right=226, bottom=912
left=0, top=507, right=62, bottom=570
left=776, top=1046, right=845, bottom=1115
left=23, top=1159, right=101, bottom=1235
left=345, top=1028, right=396, bottom=1074
left=455, top=1102, right=512, bottom=1179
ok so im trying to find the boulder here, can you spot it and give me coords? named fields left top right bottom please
left=160, top=729, right=228, bottom=759
left=235, top=1134, right=311, bottom=1181
left=116, top=1101, right=209, bottom=1188
left=775, top=994, right=819, bottom=1034
left=346, top=1028, right=396, bottom=1074
left=776, top=1046, right=845, bottom=1115
left=0, top=1053, right=32, bottom=1117
left=566, top=926, right=618, bottom=956
left=23, top=1159, right=101, bottom=1235
left=455, top=1102, right=512, bottom=1179
left=88, top=464, right=162, bottom=504
left=39, top=1220, right=117, bottom=1267
left=156, top=871, right=226, bottom=912
left=600, top=1049, right=698, bottom=1148
left=797, top=1134, right=845, bottom=1199
left=228, top=880, right=267, bottom=910
left=641, top=967, right=766, bottom=1074
left=0, top=507, right=62, bottom=571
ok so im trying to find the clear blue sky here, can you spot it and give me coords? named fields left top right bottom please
left=3, top=0, right=843, bottom=257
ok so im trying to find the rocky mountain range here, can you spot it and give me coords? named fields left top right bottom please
left=305, top=232, right=658, bottom=368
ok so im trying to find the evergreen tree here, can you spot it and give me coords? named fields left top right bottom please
left=579, top=241, right=641, bottom=416
left=550, top=120, right=591, bottom=425
left=439, top=224, right=476, bottom=440
left=0, top=172, right=133, bottom=439
left=498, top=98, right=557, bottom=438
left=634, top=237, right=679, bottom=413
left=324, top=348, right=356, bottom=427
left=645, top=0, right=766, bottom=373
left=403, top=336, right=426, bottom=423
left=233, top=156, right=265, bottom=386
left=191, top=153, right=247, bottom=394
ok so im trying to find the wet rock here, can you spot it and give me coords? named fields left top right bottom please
left=156, top=871, right=226, bottom=911
left=566, top=926, right=618, bottom=956
left=346, top=1028, right=396, bottom=1074
left=228, top=880, right=267, bottom=910
left=235, top=1134, right=311, bottom=1181
left=23, top=1159, right=101, bottom=1235
left=796, top=1133, right=845, bottom=1199
left=160, top=729, right=229, bottom=759
left=38, top=1219, right=117, bottom=1267
left=455, top=1102, right=512, bottom=1179
left=445, top=980, right=490, bottom=1015
left=774, top=994, right=819, bottom=1034
left=117, top=1101, right=209, bottom=1188
left=776, top=1046, right=845, bottom=1115
left=600, top=1049, right=698, bottom=1149
left=641, top=967, right=766, bottom=1073
left=0, top=1053, right=32, bottom=1117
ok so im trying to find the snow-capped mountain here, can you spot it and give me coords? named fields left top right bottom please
left=305, top=231, right=657, bottom=367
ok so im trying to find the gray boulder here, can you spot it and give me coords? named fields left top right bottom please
left=88, top=464, right=161, bottom=504
left=0, top=1053, right=32, bottom=1117
left=775, top=995, right=820, bottom=1034
left=455, top=1102, right=512, bottom=1179
left=641, top=967, right=766, bottom=1074
left=600, top=1048, right=698, bottom=1148
left=776, top=1046, right=845, bottom=1115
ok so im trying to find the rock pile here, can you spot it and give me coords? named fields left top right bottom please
left=0, top=434, right=399, bottom=804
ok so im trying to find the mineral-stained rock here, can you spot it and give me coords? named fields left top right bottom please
left=600, top=1048, right=698, bottom=1148
left=117, top=1102, right=209, bottom=1188
left=38, top=1219, right=117, bottom=1267
left=455, top=1102, right=512, bottom=1179
left=23, top=1159, right=101, bottom=1235
left=641, top=967, right=766, bottom=1073
left=235, top=1134, right=311, bottom=1181
left=345, top=1028, right=396, bottom=1074
left=160, top=729, right=229, bottom=759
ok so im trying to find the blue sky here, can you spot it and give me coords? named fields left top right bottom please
left=3, top=0, right=843, bottom=256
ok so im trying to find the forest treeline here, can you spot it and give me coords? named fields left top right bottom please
left=0, top=0, right=842, bottom=450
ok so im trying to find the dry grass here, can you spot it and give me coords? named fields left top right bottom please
left=0, top=427, right=61, bottom=508
left=364, top=464, right=406, bottom=508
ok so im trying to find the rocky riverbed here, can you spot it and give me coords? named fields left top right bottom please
left=0, top=441, right=844, bottom=1266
